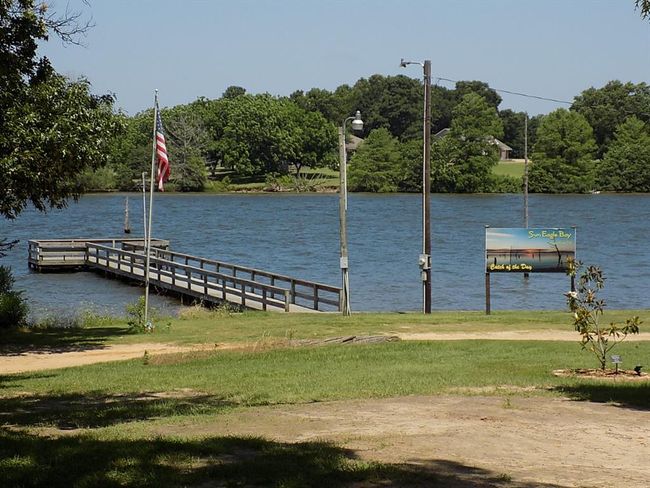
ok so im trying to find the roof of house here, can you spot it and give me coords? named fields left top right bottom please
left=345, top=134, right=364, bottom=151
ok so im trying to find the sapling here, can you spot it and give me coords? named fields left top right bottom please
left=565, top=259, right=641, bottom=370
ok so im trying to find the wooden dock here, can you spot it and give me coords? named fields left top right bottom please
left=28, top=238, right=341, bottom=313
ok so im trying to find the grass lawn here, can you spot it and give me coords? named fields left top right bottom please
left=493, top=160, right=525, bottom=179
left=4, top=308, right=649, bottom=349
left=1, top=310, right=649, bottom=486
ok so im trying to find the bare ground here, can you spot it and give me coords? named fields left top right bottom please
left=3, top=332, right=650, bottom=487
left=148, top=394, right=650, bottom=488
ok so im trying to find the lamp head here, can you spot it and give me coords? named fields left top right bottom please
left=351, top=110, right=363, bottom=131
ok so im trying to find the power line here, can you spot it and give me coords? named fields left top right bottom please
left=433, top=76, right=573, bottom=106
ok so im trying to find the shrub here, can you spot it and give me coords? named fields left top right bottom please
left=126, top=296, right=155, bottom=333
left=565, top=260, right=641, bottom=370
left=0, top=266, right=28, bottom=328
left=0, top=292, right=29, bottom=328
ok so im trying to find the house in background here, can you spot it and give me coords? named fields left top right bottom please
left=434, top=128, right=513, bottom=161
left=488, top=136, right=513, bottom=161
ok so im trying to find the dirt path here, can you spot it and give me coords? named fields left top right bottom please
left=3, top=333, right=650, bottom=486
left=153, top=394, right=650, bottom=488
left=0, top=343, right=216, bottom=375
left=2, top=331, right=650, bottom=374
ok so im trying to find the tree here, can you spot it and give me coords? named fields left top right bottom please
left=204, top=94, right=336, bottom=177
left=571, top=81, right=650, bottom=158
left=164, top=108, right=210, bottom=191
left=222, top=85, right=246, bottom=99
left=0, top=1, right=123, bottom=219
left=529, top=109, right=596, bottom=193
left=597, top=116, right=650, bottom=191
left=350, top=74, right=422, bottom=141
left=499, top=110, right=541, bottom=159
left=455, top=80, right=502, bottom=110
left=566, top=260, right=641, bottom=371
left=430, top=93, right=503, bottom=193
left=430, top=84, right=455, bottom=133
left=636, top=0, right=650, bottom=19
left=348, top=128, right=405, bottom=192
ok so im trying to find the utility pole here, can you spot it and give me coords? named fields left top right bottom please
left=401, top=58, right=432, bottom=314
left=423, top=60, right=432, bottom=313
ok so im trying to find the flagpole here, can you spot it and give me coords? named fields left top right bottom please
left=144, top=89, right=158, bottom=326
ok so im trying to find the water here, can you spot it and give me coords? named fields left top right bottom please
left=2, top=193, right=649, bottom=315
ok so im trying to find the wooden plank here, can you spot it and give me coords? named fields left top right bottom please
left=86, top=244, right=310, bottom=313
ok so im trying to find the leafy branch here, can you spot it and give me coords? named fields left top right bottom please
left=565, top=259, right=641, bottom=370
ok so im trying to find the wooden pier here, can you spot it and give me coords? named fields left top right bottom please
left=28, top=238, right=341, bottom=313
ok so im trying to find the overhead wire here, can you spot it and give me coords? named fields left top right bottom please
left=433, top=75, right=573, bottom=106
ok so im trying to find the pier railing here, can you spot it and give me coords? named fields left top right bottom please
left=28, top=238, right=169, bottom=270
left=86, top=244, right=295, bottom=312
left=148, top=248, right=341, bottom=311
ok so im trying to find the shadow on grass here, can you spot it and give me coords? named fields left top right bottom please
left=0, top=326, right=129, bottom=356
left=552, top=381, right=650, bottom=410
left=0, top=392, right=235, bottom=429
left=0, top=430, right=568, bottom=487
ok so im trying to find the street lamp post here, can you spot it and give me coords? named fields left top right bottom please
left=338, top=110, right=363, bottom=316
left=401, top=58, right=432, bottom=314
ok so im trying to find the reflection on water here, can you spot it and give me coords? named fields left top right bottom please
left=2, top=193, right=649, bottom=314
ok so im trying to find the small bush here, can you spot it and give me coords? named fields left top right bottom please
left=0, top=292, right=29, bottom=328
left=126, top=296, right=155, bottom=333
left=0, top=265, right=15, bottom=294
left=0, top=266, right=28, bottom=328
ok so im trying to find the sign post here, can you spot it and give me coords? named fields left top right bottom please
left=485, top=227, right=577, bottom=313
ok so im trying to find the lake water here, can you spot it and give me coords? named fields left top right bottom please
left=2, top=193, right=649, bottom=316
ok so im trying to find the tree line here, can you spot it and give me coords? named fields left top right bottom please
left=91, top=77, right=650, bottom=195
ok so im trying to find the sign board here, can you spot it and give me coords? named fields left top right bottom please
left=486, top=227, right=576, bottom=273
left=611, top=355, right=622, bottom=364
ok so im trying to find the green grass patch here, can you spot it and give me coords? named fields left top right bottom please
left=2, top=309, right=649, bottom=351
left=2, top=322, right=649, bottom=487
left=493, top=161, right=525, bottom=178
left=3, top=341, right=648, bottom=408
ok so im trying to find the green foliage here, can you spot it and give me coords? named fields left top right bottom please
left=125, top=296, right=153, bottom=333
left=565, top=260, right=641, bottom=370
left=351, top=74, right=423, bottom=141
left=0, top=292, right=29, bottom=328
left=572, top=80, right=650, bottom=158
left=1, top=74, right=124, bottom=217
left=596, top=116, right=650, bottom=191
left=0, top=2, right=124, bottom=217
left=205, top=176, right=231, bottom=192
left=0, top=265, right=16, bottom=294
left=490, top=174, right=522, bottom=193
left=222, top=85, right=246, bottom=99
left=0, top=266, right=28, bottom=328
left=431, top=94, right=503, bottom=193
left=200, top=94, right=337, bottom=177
left=499, top=110, right=541, bottom=159
left=455, top=80, right=502, bottom=110
left=348, top=128, right=406, bottom=192
left=529, top=109, right=597, bottom=193
left=263, top=172, right=330, bottom=192
left=75, top=166, right=118, bottom=192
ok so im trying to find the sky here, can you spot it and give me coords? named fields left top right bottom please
left=40, top=0, right=650, bottom=117
left=486, top=228, right=575, bottom=251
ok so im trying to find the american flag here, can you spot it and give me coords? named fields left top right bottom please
left=155, top=105, right=170, bottom=191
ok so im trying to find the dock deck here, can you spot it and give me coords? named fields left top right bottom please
left=28, top=238, right=341, bottom=313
